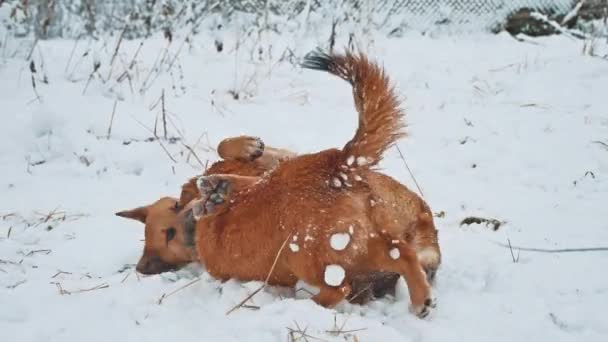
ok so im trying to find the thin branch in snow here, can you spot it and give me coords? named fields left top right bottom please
left=496, top=243, right=608, bottom=253
left=395, top=144, right=425, bottom=198
left=507, top=239, right=520, bottom=263
left=106, top=25, right=128, bottom=81
left=29, top=60, right=42, bottom=103
left=130, top=116, right=178, bottom=163
left=51, top=270, right=72, bottom=278
left=52, top=282, right=109, bottom=295
left=107, top=100, right=118, bottom=139
left=82, top=59, right=101, bottom=95
left=326, top=314, right=367, bottom=336
left=592, top=140, right=608, bottom=150
left=226, top=233, right=292, bottom=315
left=288, top=320, right=329, bottom=342
left=161, top=89, right=167, bottom=139
left=157, top=277, right=202, bottom=305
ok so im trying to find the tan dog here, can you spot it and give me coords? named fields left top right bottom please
left=186, top=50, right=438, bottom=317
left=116, top=51, right=441, bottom=313
left=117, top=136, right=403, bottom=304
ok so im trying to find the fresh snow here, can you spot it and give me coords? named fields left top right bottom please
left=324, top=265, right=346, bottom=286
left=1, top=30, right=607, bottom=342
left=390, top=248, right=401, bottom=260
left=356, top=156, right=369, bottom=166
left=330, top=233, right=350, bottom=251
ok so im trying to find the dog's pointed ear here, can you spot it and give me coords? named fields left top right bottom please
left=115, top=206, right=148, bottom=223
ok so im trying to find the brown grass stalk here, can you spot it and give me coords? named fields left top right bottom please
left=226, top=233, right=292, bottom=315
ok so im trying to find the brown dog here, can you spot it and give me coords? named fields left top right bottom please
left=117, top=136, right=404, bottom=303
left=116, top=51, right=441, bottom=313
left=186, top=50, right=438, bottom=317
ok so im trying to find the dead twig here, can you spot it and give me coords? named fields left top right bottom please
left=180, top=142, right=206, bottom=168
left=592, top=140, right=608, bottom=150
left=25, top=249, right=52, bottom=257
left=51, top=270, right=72, bottom=278
left=82, top=60, right=101, bottom=95
left=52, top=282, right=109, bottom=295
left=495, top=242, right=608, bottom=253
left=7, top=279, right=27, bottom=289
left=107, top=100, right=118, bottom=139
left=29, top=60, right=42, bottom=103
left=130, top=116, right=178, bottom=163
left=507, top=239, right=520, bottom=263
left=226, top=233, right=292, bottom=315
left=157, top=277, right=202, bottom=305
left=161, top=89, right=168, bottom=139
left=106, top=24, right=127, bottom=80
left=288, top=321, right=329, bottom=342
left=395, top=144, right=425, bottom=198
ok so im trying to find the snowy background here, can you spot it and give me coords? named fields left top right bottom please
left=2, top=1, right=608, bottom=341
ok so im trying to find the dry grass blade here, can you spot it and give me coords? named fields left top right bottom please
left=107, top=100, right=118, bottom=139
left=180, top=142, right=206, bottom=168
left=51, top=270, right=72, bottom=279
left=130, top=116, right=178, bottom=163
left=507, top=239, right=520, bottom=263
left=395, top=144, right=425, bottom=197
left=161, top=89, right=168, bottom=139
left=157, top=277, right=202, bottom=305
left=287, top=321, right=330, bottom=342
left=52, top=282, right=109, bottom=295
left=25, top=249, right=51, bottom=257
left=592, top=140, right=608, bottom=150
left=7, top=279, right=27, bottom=289
left=226, top=233, right=292, bottom=315
left=495, top=242, right=608, bottom=253
left=106, top=25, right=127, bottom=80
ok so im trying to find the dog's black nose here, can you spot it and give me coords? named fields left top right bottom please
left=136, top=256, right=175, bottom=275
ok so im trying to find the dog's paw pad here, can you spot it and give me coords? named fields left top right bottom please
left=195, top=176, right=232, bottom=215
left=246, top=137, right=264, bottom=161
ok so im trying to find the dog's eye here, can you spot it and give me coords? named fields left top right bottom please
left=165, top=227, right=176, bottom=246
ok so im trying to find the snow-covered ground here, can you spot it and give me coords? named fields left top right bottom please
left=1, top=30, right=607, bottom=342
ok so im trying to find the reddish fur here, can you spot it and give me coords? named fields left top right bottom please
left=192, top=51, right=437, bottom=315
left=116, top=52, right=441, bottom=312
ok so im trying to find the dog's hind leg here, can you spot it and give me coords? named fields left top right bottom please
left=368, top=240, right=435, bottom=318
left=217, top=136, right=265, bottom=162
left=414, top=212, right=441, bottom=284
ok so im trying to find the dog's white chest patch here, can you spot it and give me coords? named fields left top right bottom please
left=324, top=264, right=345, bottom=286
left=330, top=233, right=350, bottom=251
left=289, top=243, right=300, bottom=252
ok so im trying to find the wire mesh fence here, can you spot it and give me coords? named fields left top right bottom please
left=0, top=0, right=605, bottom=39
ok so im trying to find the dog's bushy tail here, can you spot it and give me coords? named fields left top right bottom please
left=302, top=49, right=405, bottom=172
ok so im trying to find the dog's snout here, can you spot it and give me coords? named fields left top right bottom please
left=136, top=256, right=175, bottom=275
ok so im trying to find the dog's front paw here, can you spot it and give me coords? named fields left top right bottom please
left=411, top=297, right=437, bottom=319
left=196, top=176, right=232, bottom=214
left=244, top=136, right=264, bottom=161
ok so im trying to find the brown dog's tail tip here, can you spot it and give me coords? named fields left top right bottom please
left=301, top=49, right=332, bottom=72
